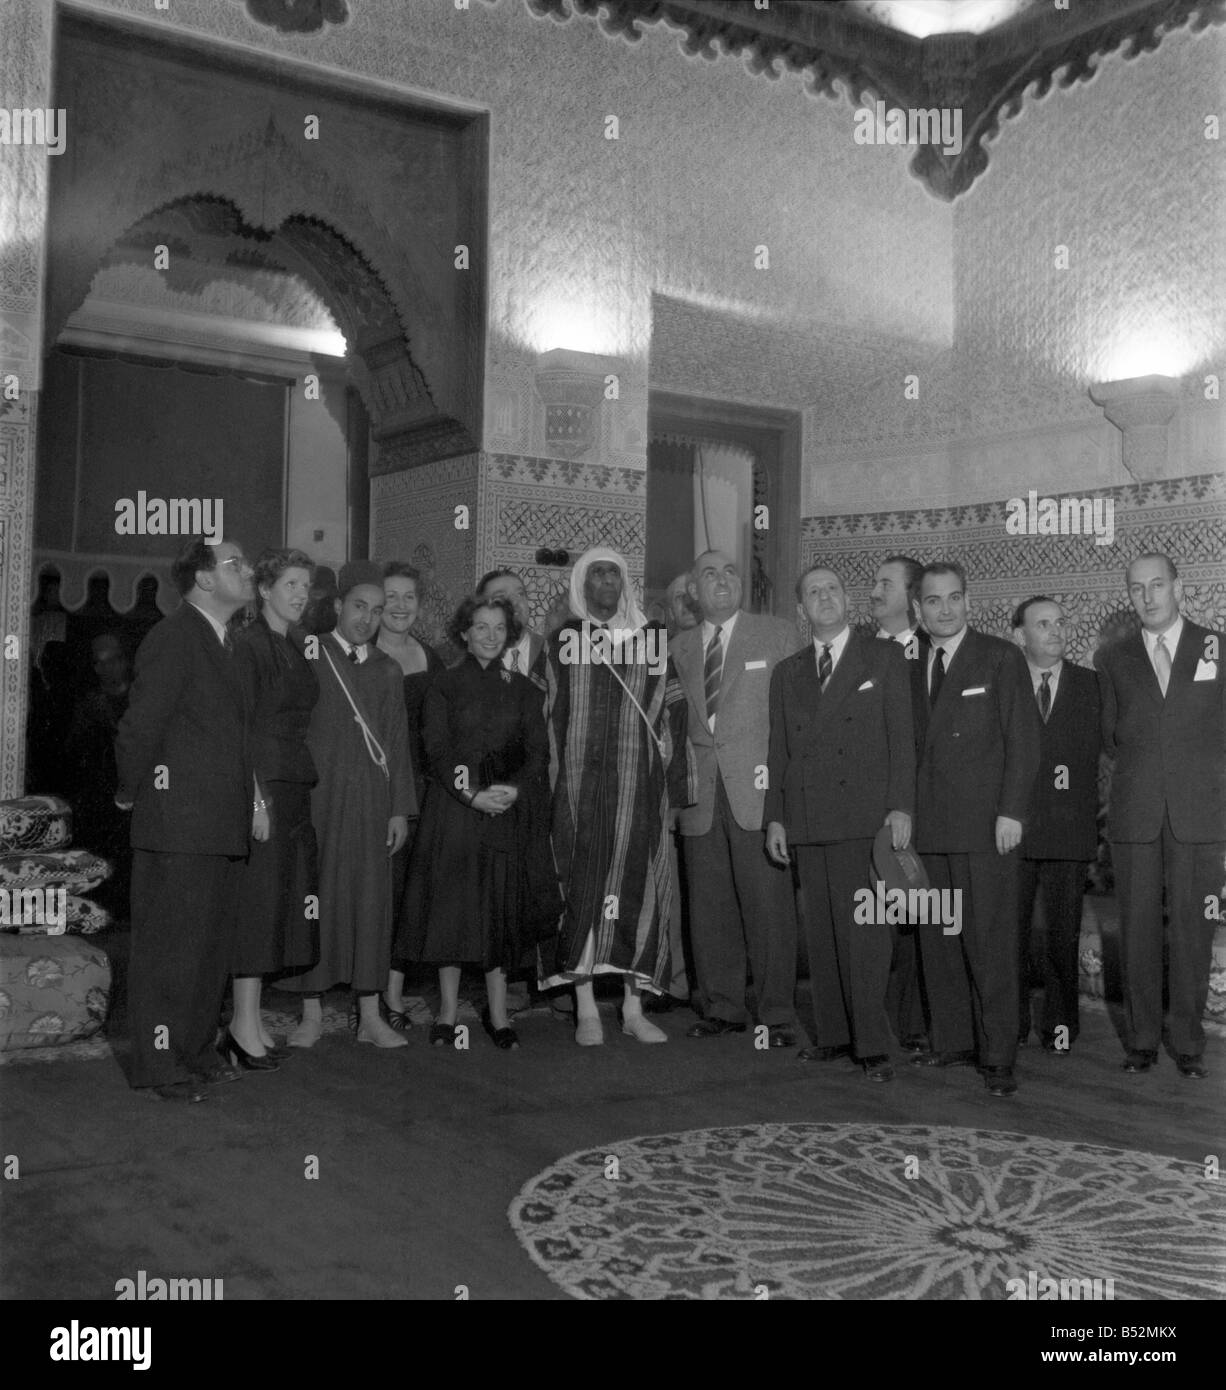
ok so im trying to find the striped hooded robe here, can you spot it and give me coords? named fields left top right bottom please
left=539, top=547, right=695, bottom=992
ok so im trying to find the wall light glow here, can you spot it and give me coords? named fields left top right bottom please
left=1099, top=327, right=1198, bottom=382
left=529, top=297, right=623, bottom=358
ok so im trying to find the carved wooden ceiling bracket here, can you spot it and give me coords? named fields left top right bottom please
left=524, top=0, right=1225, bottom=199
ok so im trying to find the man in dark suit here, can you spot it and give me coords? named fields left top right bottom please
left=871, top=554, right=930, bottom=1053
left=766, top=566, right=915, bottom=1080
left=909, top=561, right=1040, bottom=1096
left=116, top=538, right=254, bottom=1102
left=1012, top=596, right=1100, bottom=1054
left=672, top=550, right=803, bottom=1046
left=1096, top=553, right=1225, bottom=1079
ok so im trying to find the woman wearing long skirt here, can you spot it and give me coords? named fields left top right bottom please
left=397, top=596, right=560, bottom=1048
left=227, top=548, right=320, bottom=1067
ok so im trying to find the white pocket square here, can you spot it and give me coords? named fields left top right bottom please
left=961, top=686, right=987, bottom=696
left=744, top=659, right=767, bottom=670
left=857, top=679, right=874, bottom=691
left=1194, top=660, right=1218, bottom=682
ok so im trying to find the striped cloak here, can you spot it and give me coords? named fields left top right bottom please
left=539, top=618, right=695, bottom=992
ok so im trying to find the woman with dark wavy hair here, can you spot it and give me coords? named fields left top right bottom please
left=397, top=595, right=560, bottom=1049
left=227, top=547, right=320, bottom=1067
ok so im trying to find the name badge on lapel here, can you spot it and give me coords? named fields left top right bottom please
left=744, top=660, right=767, bottom=670
left=1194, top=659, right=1218, bottom=682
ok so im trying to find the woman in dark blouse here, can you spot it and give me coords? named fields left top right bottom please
left=397, top=596, right=560, bottom=1048
left=375, top=560, right=444, bottom=1030
left=228, top=548, right=320, bottom=1067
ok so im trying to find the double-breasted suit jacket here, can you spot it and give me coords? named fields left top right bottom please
left=765, top=630, right=915, bottom=844
left=909, top=627, right=1040, bottom=854
left=906, top=625, right=1040, bottom=1069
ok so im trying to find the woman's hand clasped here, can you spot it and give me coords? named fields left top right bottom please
left=473, top=784, right=517, bottom=816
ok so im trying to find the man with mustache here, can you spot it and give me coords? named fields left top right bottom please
left=1096, top=553, right=1225, bottom=1079
left=280, top=561, right=415, bottom=1049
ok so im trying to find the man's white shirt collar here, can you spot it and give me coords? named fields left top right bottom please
left=187, top=601, right=229, bottom=648
left=878, top=625, right=915, bottom=645
left=812, top=624, right=851, bottom=670
left=1027, top=658, right=1062, bottom=698
left=702, top=610, right=739, bottom=647
left=332, top=630, right=367, bottom=663
left=1142, top=615, right=1183, bottom=661
left=929, top=625, right=968, bottom=667
left=502, top=631, right=533, bottom=671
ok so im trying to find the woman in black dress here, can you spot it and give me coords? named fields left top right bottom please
left=227, top=548, right=320, bottom=1067
left=375, top=561, right=444, bottom=1030
left=398, top=596, right=560, bottom=1048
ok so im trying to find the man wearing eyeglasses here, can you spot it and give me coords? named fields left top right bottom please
left=116, top=537, right=255, bottom=1102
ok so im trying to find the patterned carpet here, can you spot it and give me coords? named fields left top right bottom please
left=508, top=1123, right=1226, bottom=1300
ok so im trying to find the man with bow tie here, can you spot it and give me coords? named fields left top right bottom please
left=1011, top=596, right=1100, bottom=1056
left=765, top=565, right=914, bottom=1079
left=1096, top=554, right=1225, bottom=1080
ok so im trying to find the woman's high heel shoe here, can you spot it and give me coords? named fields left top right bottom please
left=481, top=1007, right=519, bottom=1050
left=223, top=1029, right=281, bottom=1071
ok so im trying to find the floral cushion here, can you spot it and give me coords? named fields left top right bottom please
left=0, top=895, right=112, bottom=937
left=0, top=796, right=73, bottom=854
left=0, top=933, right=110, bottom=1049
left=0, top=849, right=111, bottom=895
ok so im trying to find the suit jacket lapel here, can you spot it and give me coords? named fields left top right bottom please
left=924, top=628, right=973, bottom=749
left=1122, top=634, right=1164, bottom=705
left=184, top=604, right=241, bottom=702
left=816, top=631, right=865, bottom=726
left=675, top=629, right=708, bottom=735
left=718, top=615, right=748, bottom=713
left=792, top=643, right=823, bottom=726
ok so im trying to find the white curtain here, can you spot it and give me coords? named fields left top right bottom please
left=693, top=443, right=754, bottom=579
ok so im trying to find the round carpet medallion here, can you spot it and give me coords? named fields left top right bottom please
left=508, top=1123, right=1225, bottom=1300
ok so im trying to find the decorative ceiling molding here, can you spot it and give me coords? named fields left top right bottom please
left=524, top=0, right=1225, bottom=199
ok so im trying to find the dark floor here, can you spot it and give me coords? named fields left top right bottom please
left=1, top=940, right=1221, bottom=1300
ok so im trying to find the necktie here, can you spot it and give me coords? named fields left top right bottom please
left=509, top=647, right=520, bottom=673
left=817, top=643, right=832, bottom=689
left=1154, top=634, right=1171, bottom=697
left=930, top=646, right=946, bottom=707
left=347, top=646, right=360, bottom=665
left=704, top=626, right=724, bottom=723
left=1038, top=671, right=1051, bottom=722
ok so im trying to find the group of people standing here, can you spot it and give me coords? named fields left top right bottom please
left=114, top=535, right=1222, bottom=1104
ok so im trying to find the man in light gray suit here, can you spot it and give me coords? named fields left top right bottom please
left=672, top=550, right=804, bottom=1045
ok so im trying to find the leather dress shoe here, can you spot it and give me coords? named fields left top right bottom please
left=192, top=1061, right=242, bottom=1085
left=900, top=1034, right=929, bottom=1053
left=983, top=1066, right=1017, bottom=1097
left=767, top=1025, right=796, bottom=1048
left=797, top=1043, right=852, bottom=1062
left=1122, top=1049, right=1158, bottom=1073
left=1175, top=1054, right=1208, bottom=1080
left=862, top=1054, right=894, bottom=1081
left=686, top=1017, right=746, bottom=1038
left=910, top=1049, right=976, bottom=1068
left=148, top=1081, right=209, bottom=1103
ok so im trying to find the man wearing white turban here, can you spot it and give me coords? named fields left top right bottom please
left=540, top=547, right=695, bottom=1045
